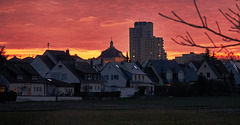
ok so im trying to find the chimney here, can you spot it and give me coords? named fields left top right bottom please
left=126, top=52, right=129, bottom=62
left=66, top=49, right=70, bottom=56
left=90, top=59, right=93, bottom=67
left=101, top=58, right=103, bottom=66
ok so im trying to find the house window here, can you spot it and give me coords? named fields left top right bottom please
left=58, top=65, right=62, bottom=68
left=200, top=73, right=203, bottom=76
left=138, top=75, right=141, bottom=80
left=207, top=72, right=210, bottom=77
left=111, top=75, right=113, bottom=80
left=142, top=75, right=144, bottom=81
left=135, top=75, right=137, bottom=80
left=111, top=75, right=119, bottom=80
left=34, top=87, right=42, bottom=92
left=204, top=65, right=206, bottom=68
left=114, top=75, right=119, bottom=80
left=61, top=74, right=67, bottom=80
left=88, top=74, right=92, bottom=80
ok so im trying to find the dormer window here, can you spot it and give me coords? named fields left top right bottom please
left=134, top=65, right=138, bottom=69
left=17, top=75, right=23, bottom=80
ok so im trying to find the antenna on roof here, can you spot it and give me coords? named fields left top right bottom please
left=47, top=42, right=50, bottom=50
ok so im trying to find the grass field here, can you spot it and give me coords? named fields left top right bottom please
left=1, top=97, right=240, bottom=125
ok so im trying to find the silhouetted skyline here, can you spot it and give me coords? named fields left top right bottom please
left=0, top=0, right=238, bottom=59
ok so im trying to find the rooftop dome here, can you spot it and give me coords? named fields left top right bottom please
left=97, top=39, right=125, bottom=61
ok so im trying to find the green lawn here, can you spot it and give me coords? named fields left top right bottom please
left=1, top=109, right=240, bottom=125
left=1, top=97, right=240, bottom=125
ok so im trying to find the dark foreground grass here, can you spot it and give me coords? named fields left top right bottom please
left=1, top=109, right=240, bottom=125
left=1, top=97, right=240, bottom=125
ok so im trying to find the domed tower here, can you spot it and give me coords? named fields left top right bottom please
left=97, top=38, right=126, bottom=62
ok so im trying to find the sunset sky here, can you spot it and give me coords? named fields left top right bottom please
left=0, top=0, right=239, bottom=59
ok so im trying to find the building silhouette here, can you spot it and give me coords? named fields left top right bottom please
left=97, top=39, right=126, bottom=62
left=129, top=22, right=167, bottom=62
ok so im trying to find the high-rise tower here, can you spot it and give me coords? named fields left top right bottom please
left=129, top=22, right=166, bottom=62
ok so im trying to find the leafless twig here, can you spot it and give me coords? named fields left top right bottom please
left=158, top=0, right=240, bottom=51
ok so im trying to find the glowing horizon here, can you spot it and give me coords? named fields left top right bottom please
left=0, top=0, right=239, bottom=60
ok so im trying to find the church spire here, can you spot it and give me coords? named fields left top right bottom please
left=110, top=37, right=114, bottom=48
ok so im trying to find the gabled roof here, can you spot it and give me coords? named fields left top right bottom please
left=228, top=60, right=240, bottom=74
left=111, top=62, right=145, bottom=75
left=97, top=40, right=125, bottom=59
left=73, top=61, right=97, bottom=74
left=148, top=60, right=181, bottom=74
left=205, top=60, right=229, bottom=78
left=182, top=67, right=198, bottom=82
left=46, top=78, right=74, bottom=87
left=22, top=57, right=34, bottom=63
left=144, top=67, right=159, bottom=82
left=37, top=55, right=55, bottom=69
left=57, top=61, right=99, bottom=82
left=8, top=56, right=22, bottom=62
left=1, top=61, right=43, bottom=83
left=189, top=61, right=203, bottom=70
left=44, top=50, right=72, bottom=62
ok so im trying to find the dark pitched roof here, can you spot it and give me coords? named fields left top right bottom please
left=182, top=67, right=198, bottom=82
left=59, top=61, right=99, bottom=81
left=148, top=60, right=181, bottom=74
left=206, top=60, right=229, bottom=79
left=144, top=67, right=159, bottom=83
left=8, top=56, right=22, bottom=62
left=1, top=61, right=43, bottom=83
left=73, top=62, right=97, bottom=74
left=190, top=61, right=203, bottom=70
left=22, top=57, right=34, bottom=63
left=97, top=41, right=125, bottom=59
left=46, top=78, right=74, bottom=87
left=45, top=50, right=72, bottom=62
left=38, top=55, right=55, bottom=69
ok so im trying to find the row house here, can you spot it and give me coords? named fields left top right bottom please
left=0, top=61, right=74, bottom=96
left=31, top=50, right=105, bottom=96
left=144, top=60, right=198, bottom=94
left=190, top=60, right=230, bottom=81
left=101, top=62, right=154, bottom=97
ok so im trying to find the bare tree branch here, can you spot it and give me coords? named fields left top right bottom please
left=194, top=0, right=205, bottom=27
left=158, top=0, right=240, bottom=50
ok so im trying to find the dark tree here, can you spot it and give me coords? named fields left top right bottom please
left=0, top=45, right=6, bottom=68
left=159, top=0, right=240, bottom=52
